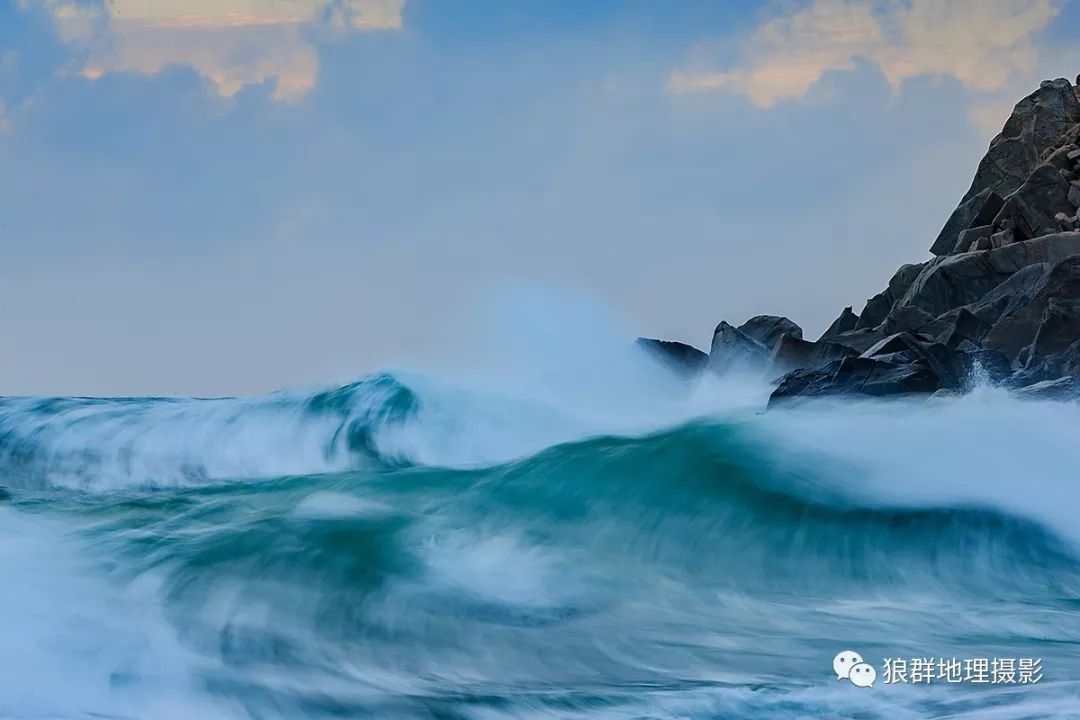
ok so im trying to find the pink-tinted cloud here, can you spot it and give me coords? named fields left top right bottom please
left=670, top=0, right=1059, bottom=109
left=31, top=0, right=405, bottom=100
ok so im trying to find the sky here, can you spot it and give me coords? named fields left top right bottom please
left=1, top=0, right=1078, bottom=396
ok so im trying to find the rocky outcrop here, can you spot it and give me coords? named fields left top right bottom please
left=648, top=77, right=1080, bottom=404
left=961, top=78, right=1080, bottom=206
left=932, top=79, right=1080, bottom=256
left=820, top=306, right=859, bottom=339
left=635, top=338, right=709, bottom=378
left=931, top=189, right=1004, bottom=255
left=766, top=77, right=1080, bottom=404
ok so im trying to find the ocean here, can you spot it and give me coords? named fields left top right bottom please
left=2, top=359, right=1080, bottom=719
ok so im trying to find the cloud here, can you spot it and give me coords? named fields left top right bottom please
left=29, top=0, right=405, bottom=100
left=670, top=0, right=1059, bottom=108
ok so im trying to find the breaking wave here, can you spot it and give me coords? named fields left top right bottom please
left=3, top=362, right=1080, bottom=719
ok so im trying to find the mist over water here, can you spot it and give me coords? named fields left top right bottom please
left=2, top=294, right=1080, bottom=719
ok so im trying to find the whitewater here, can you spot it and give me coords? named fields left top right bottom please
left=3, top=326, right=1080, bottom=718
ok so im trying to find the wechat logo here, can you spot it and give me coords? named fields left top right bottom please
left=834, top=650, right=876, bottom=688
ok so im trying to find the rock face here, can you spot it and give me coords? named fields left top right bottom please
left=644, top=77, right=1080, bottom=403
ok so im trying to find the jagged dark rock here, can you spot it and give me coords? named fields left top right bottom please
left=897, top=233, right=1080, bottom=319
left=820, top=306, right=859, bottom=339
left=1009, top=338, right=1080, bottom=387
left=935, top=308, right=991, bottom=351
left=1023, top=297, right=1080, bottom=366
left=708, top=321, right=769, bottom=375
left=855, top=263, right=928, bottom=329
left=965, top=262, right=1050, bottom=323
left=855, top=291, right=892, bottom=330
left=932, top=188, right=1004, bottom=255
left=861, top=332, right=960, bottom=390
left=635, top=338, right=708, bottom=377
left=738, top=315, right=802, bottom=350
left=768, top=334, right=856, bottom=377
left=768, top=356, right=940, bottom=405
left=983, top=254, right=1080, bottom=365
left=823, top=328, right=888, bottom=354
left=881, top=305, right=949, bottom=337
left=702, top=77, right=1080, bottom=405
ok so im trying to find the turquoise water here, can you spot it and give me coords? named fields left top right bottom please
left=2, top=371, right=1080, bottom=719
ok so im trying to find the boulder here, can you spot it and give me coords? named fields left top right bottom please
left=962, top=78, right=1080, bottom=203
left=768, top=334, right=857, bottom=377
left=990, top=164, right=1073, bottom=241
left=820, top=306, right=859, bottom=339
left=931, top=188, right=1005, bottom=255
left=769, top=356, right=940, bottom=405
left=635, top=338, right=708, bottom=377
left=708, top=321, right=770, bottom=375
left=738, top=315, right=803, bottom=350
